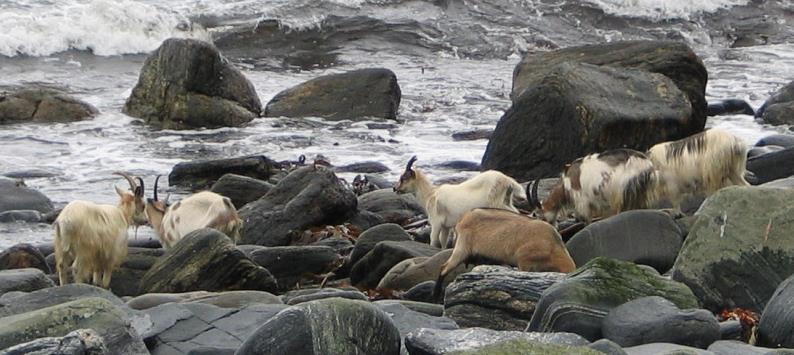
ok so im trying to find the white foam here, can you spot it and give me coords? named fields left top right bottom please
left=0, top=0, right=209, bottom=57
left=583, top=0, right=750, bottom=20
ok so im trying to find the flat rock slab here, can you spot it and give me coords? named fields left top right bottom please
left=623, top=343, right=715, bottom=355
left=405, top=327, right=589, bottom=355
left=127, top=290, right=282, bottom=310
left=708, top=340, right=794, bottom=355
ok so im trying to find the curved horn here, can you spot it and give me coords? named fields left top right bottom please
left=406, top=156, right=418, bottom=171
left=530, top=178, right=541, bottom=209
left=152, top=175, right=161, bottom=201
left=135, top=177, right=145, bottom=198
left=113, top=171, right=137, bottom=192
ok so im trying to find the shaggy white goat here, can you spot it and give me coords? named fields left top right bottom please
left=145, top=175, right=242, bottom=249
left=393, top=156, right=526, bottom=248
left=53, top=172, right=146, bottom=289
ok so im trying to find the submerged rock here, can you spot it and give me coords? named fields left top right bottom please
left=0, top=86, right=98, bottom=124
left=169, top=155, right=278, bottom=190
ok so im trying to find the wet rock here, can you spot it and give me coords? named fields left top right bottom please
left=264, top=68, right=401, bottom=121
left=0, top=284, right=126, bottom=318
left=170, top=155, right=277, bottom=190
left=748, top=145, right=784, bottom=159
left=484, top=61, right=695, bottom=180
left=622, top=343, right=714, bottom=354
left=708, top=340, right=794, bottom=355
left=239, top=166, right=357, bottom=247
left=333, top=161, right=390, bottom=174
left=566, top=210, right=686, bottom=273
left=589, top=339, right=629, bottom=355
left=0, top=297, right=147, bottom=354
left=109, top=247, right=165, bottom=297
left=0, top=269, right=54, bottom=296
left=757, top=273, right=794, bottom=348
left=757, top=81, right=794, bottom=126
left=0, top=182, right=53, bottom=214
left=127, top=290, right=282, bottom=310
left=375, top=301, right=458, bottom=353
left=672, top=187, right=794, bottom=313
left=358, top=189, right=425, bottom=225
left=351, top=241, right=440, bottom=289
left=0, top=328, right=108, bottom=354
left=755, top=134, right=794, bottom=148
left=528, top=257, right=699, bottom=341
left=404, top=280, right=437, bottom=304
left=0, top=243, right=50, bottom=273
left=443, top=266, right=565, bottom=331
left=210, top=174, right=274, bottom=209
left=236, top=298, right=401, bottom=355
left=707, top=99, right=754, bottom=116
left=433, top=160, right=481, bottom=171
left=123, top=38, right=261, bottom=129
left=246, top=246, right=343, bottom=290
left=377, top=249, right=473, bottom=292
left=143, top=302, right=287, bottom=354
left=312, top=236, right=354, bottom=256
left=746, top=147, right=794, bottom=185
left=350, top=223, right=412, bottom=266
left=602, top=296, right=719, bottom=348
left=0, top=210, right=42, bottom=223
left=404, top=327, right=589, bottom=355
left=0, top=86, right=98, bottom=124
left=140, top=229, right=277, bottom=294
left=451, top=129, right=493, bottom=141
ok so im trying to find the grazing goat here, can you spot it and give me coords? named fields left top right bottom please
left=433, top=208, right=575, bottom=300
left=393, top=156, right=526, bottom=248
left=647, top=128, right=749, bottom=210
left=53, top=172, right=146, bottom=289
left=529, top=149, right=658, bottom=224
left=145, top=175, right=243, bottom=249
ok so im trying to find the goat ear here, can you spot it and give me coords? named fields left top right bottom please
left=114, top=184, right=126, bottom=198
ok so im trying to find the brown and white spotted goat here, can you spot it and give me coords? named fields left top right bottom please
left=145, top=175, right=243, bottom=248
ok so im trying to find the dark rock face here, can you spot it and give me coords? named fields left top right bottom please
left=404, top=327, right=589, bottom=355
left=139, top=229, right=277, bottom=294
left=527, top=257, right=699, bottom=341
left=451, top=129, right=493, bottom=141
left=0, top=87, right=98, bottom=124
left=0, top=297, right=147, bottom=354
left=123, top=38, right=261, bottom=129
left=0, top=210, right=42, bottom=223
left=0, top=328, right=108, bottom=354
left=333, top=161, right=390, bottom=174
left=483, top=61, right=694, bottom=180
left=210, top=174, right=274, bottom=209
left=377, top=249, right=473, bottom=292
left=746, top=147, right=794, bottom=185
left=404, top=281, right=437, bottom=303
left=757, top=81, right=794, bottom=126
left=0, top=182, right=53, bottom=214
left=246, top=246, right=343, bottom=290
left=109, top=247, right=165, bottom=297
left=0, top=244, right=50, bottom=273
left=757, top=273, right=794, bottom=348
left=349, top=223, right=412, bottom=266
left=350, top=241, right=440, bottom=289
left=755, top=134, right=794, bottom=148
left=357, top=189, right=425, bottom=225
left=566, top=210, right=686, bottom=273
left=443, top=266, right=566, bottom=331
left=707, top=99, right=755, bottom=116
left=672, top=187, right=794, bottom=313
left=264, top=68, right=401, bottom=121
left=236, top=298, right=401, bottom=355
left=374, top=301, right=458, bottom=353
left=748, top=146, right=784, bottom=159
left=602, top=296, right=720, bottom=348
left=169, top=155, right=278, bottom=190
left=239, top=166, right=357, bottom=247
left=0, top=269, right=54, bottom=296
left=512, top=40, right=707, bottom=130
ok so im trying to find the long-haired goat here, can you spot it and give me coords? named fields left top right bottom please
left=433, top=208, right=575, bottom=300
left=647, top=128, right=749, bottom=209
left=393, top=156, right=526, bottom=249
left=529, top=149, right=658, bottom=224
left=53, top=172, right=146, bottom=289
left=145, top=175, right=243, bottom=249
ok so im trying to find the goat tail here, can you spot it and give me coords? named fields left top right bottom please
left=53, top=220, right=71, bottom=253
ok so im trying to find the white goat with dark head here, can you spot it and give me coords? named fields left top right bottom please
left=647, top=128, right=749, bottom=209
left=145, top=175, right=243, bottom=249
left=393, top=156, right=526, bottom=248
left=53, top=172, right=146, bottom=289
left=529, top=149, right=659, bottom=224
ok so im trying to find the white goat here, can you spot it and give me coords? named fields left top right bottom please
left=145, top=175, right=243, bottom=249
left=393, top=156, right=526, bottom=249
left=647, top=128, right=749, bottom=209
left=529, top=149, right=658, bottom=224
left=53, top=172, right=146, bottom=289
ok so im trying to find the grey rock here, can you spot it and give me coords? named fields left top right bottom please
left=375, top=301, right=457, bottom=353
left=127, top=290, right=282, bottom=310
left=755, top=134, right=794, bottom=148
left=375, top=300, right=444, bottom=317
left=404, top=327, right=589, bottom=355
left=748, top=146, right=784, bottom=159
left=0, top=269, right=54, bottom=296
left=351, top=241, right=440, bottom=289
left=378, top=249, right=473, bottom=292
left=758, top=273, right=794, bottom=348
left=247, top=246, right=343, bottom=290
left=404, top=280, right=437, bottom=304
left=0, top=283, right=126, bottom=318
left=589, top=339, right=629, bottom=355
left=170, top=155, right=277, bottom=191
left=109, top=247, right=165, bottom=297
left=211, top=174, right=274, bottom=209
left=761, top=177, right=794, bottom=189
left=0, top=86, right=98, bottom=124
left=0, top=210, right=42, bottom=223
left=0, top=183, right=53, bottom=214
left=0, top=244, right=50, bottom=273
left=708, top=340, right=794, bottom=355
left=350, top=223, right=412, bottom=266
left=334, top=161, right=390, bottom=174
left=282, top=288, right=368, bottom=305
left=746, top=147, right=794, bottom=185
left=451, top=129, right=493, bottom=141
left=0, top=328, right=107, bottom=355
left=623, top=343, right=715, bottom=355
left=358, top=189, right=425, bottom=225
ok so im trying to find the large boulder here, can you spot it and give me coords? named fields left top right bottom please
left=404, top=327, right=590, bottom=355
left=139, top=229, right=277, bottom=294
left=349, top=223, right=412, bottom=266
left=0, top=269, right=54, bottom=296
left=671, top=187, right=794, bottom=313
left=512, top=40, right=707, bottom=130
left=602, top=296, right=720, bottom=348
left=374, top=301, right=458, bottom=353
left=246, top=246, right=343, bottom=290
left=108, top=247, right=165, bottom=297
left=211, top=174, right=274, bottom=208
left=746, top=147, right=794, bottom=185
left=756, top=80, right=794, bottom=126
left=264, top=68, right=401, bottom=121
left=0, top=86, right=98, bottom=124
left=350, top=241, right=440, bottom=289
left=566, top=210, right=686, bottom=273
left=169, top=155, right=278, bottom=190
left=0, top=243, right=50, bottom=273
left=0, top=328, right=108, bottom=354
left=443, top=266, right=566, bottom=330
left=757, top=273, right=794, bottom=348
left=357, top=189, right=425, bottom=225
left=0, top=284, right=126, bottom=318
left=0, top=181, right=53, bottom=214
left=527, top=257, right=699, bottom=341
left=377, top=249, right=473, bottom=292
left=123, top=38, right=261, bottom=129
left=239, top=166, right=357, bottom=247
left=126, top=290, right=282, bottom=310
left=0, top=297, right=147, bottom=354
left=483, top=61, right=694, bottom=180
left=236, top=298, right=401, bottom=355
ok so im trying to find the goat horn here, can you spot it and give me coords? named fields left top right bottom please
left=530, top=178, right=541, bottom=209
left=136, top=177, right=145, bottom=198
left=406, top=155, right=418, bottom=171
left=113, top=171, right=138, bottom=192
left=153, top=175, right=161, bottom=201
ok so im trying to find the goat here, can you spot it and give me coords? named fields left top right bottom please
left=528, top=149, right=659, bottom=224
left=393, top=156, right=526, bottom=249
left=433, top=208, right=575, bottom=300
left=145, top=175, right=243, bottom=249
left=646, top=128, right=749, bottom=210
left=53, top=172, right=146, bottom=289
